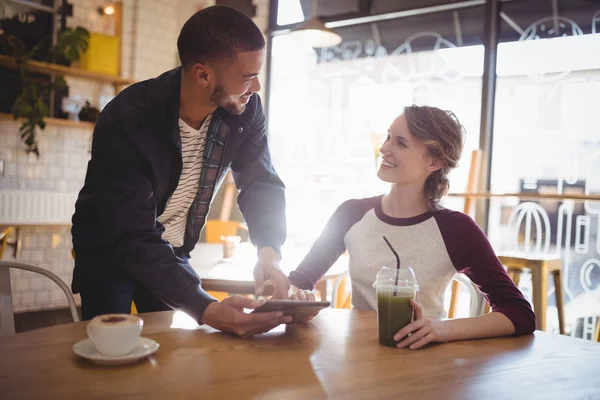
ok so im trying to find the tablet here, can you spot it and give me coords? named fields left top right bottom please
left=252, top=300, right=331, bottom=321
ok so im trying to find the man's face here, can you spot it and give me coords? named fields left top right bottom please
left=210, top=49, right=265, bottom=115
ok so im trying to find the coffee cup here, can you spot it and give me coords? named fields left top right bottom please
left=221, top=235, right=241, bottom=259
left=373, top=266, right=419, bottom=347
left=86, top=314, right=143, bottom=356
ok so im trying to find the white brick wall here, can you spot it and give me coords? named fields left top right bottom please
left=0, top=119, right=92, bottom=193
left=0, top=0, right=273, bottom=312
left=131, top=0, right=181, bottom=80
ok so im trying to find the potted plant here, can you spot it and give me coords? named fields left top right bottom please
left=78, top=100, right=100, bottom=123
left=0, top=26, right=90, bottom=156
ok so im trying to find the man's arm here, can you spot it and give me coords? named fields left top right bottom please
left=230, top=95, right=288, bottom=296
left=72, top=112, right=216, bottom=322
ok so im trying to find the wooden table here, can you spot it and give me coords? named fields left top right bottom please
left=1, top=309, right=599, bottom=399
left=188, top=243, right=348, bottom=299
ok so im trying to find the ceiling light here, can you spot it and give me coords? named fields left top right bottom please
left=289, top=0, right=342, bottom=48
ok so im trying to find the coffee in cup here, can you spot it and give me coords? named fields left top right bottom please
left=86, top=314, right=143, bottom=356
left=373, top=266, right=418, bottom=347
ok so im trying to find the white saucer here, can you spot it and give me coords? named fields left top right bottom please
left=73, top=337, right=159, bottom=366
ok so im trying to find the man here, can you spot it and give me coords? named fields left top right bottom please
left=72, top=6, right=290, bottom=336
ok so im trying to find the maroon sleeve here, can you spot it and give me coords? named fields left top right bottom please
left=288, top=197, right=379, bottom=290
left=434, top=210, right=536, bottom=336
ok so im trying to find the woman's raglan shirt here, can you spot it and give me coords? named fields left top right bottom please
left=289, top=196, right=536, bottom=336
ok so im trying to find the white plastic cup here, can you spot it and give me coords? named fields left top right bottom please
left=373, top=266, right=419, bottom=347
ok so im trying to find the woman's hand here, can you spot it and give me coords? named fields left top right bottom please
left=289, top=286, right=320, bottom=322
left=394, top=299, right=452, bottom=350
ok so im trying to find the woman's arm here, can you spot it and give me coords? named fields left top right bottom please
left=394, top=300, right=516, bottom=349
left=445, top=311, right=516, bottom=339
left=394, top=211, right=536, bottom=349
left=436, top=211, right=536, bottom=336
left=289, top=198, right=376, bottom=290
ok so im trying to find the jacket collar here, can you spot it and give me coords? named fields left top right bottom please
left=167, top=67, right=182, bottom=147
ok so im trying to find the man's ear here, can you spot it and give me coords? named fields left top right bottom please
left=190, top=63, right=212, bottom=88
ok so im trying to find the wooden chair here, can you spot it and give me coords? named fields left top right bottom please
left=448, top=149, right=482, bottom=318
left=498, top=253, right=565, bottom=334
left=0, top=261, right=80, bottom=336
left=495, top=201, right=565, bottom=334
left=332, top=271, right=351, bottom=309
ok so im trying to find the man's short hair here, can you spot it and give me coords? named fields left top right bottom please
left=177, top=5, right=265, bottom=68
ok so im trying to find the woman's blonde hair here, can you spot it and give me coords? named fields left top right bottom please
left=403, top=105, right=465, bottom=210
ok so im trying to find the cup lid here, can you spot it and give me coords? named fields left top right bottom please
left=373, top=266, right=419, bottom=290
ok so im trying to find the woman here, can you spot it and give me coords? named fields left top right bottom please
left=287, top=105, right=535, bottom=349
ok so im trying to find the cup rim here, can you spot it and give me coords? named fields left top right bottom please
left=90, top=314, right=142, bottom=327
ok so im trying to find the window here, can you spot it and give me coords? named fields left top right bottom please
left=269, top=2, right=484, bottom=248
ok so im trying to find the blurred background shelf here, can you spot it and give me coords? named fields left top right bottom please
left=0, top=55, right=133, bottom=87
left=0, top=113, right=94, bottom=129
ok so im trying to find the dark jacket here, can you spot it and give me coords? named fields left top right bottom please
left=71, top=67, right=286, bottom=321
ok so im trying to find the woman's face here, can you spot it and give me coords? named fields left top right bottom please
left=377, top=114, right=440, bottom=186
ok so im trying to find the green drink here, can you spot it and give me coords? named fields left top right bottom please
left=373, top=266, right=418, bottom=348
left=377, top=291, right=414, bottom=347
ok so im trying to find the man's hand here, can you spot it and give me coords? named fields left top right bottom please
left=253, top=247, right=289, bottom=298
left=202, top=295, right=292, bottom=337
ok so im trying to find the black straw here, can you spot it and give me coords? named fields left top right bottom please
left=383, top=236, right=401, bottom=296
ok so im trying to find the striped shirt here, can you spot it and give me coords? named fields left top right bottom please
left=158, top=114, right=212, bottom=247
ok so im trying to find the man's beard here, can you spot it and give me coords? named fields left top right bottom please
left=210, top=84, right=246, bottom=115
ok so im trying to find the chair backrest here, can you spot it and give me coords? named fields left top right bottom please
left=506, top=202, right=552, bottom=254
left=332, top=270, right=351, bottom=309
left=0, top=261, right=80, bottom=336
left=449, top=274, right=487, bottom=318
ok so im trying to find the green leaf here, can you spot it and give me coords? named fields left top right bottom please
left=53, top=26, right=90, bottom=62
left=0, top=33, right=26, bottom=59
left=19, top=121, right=39, bottom=156
left=28, top=35, right=52, bottom=61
